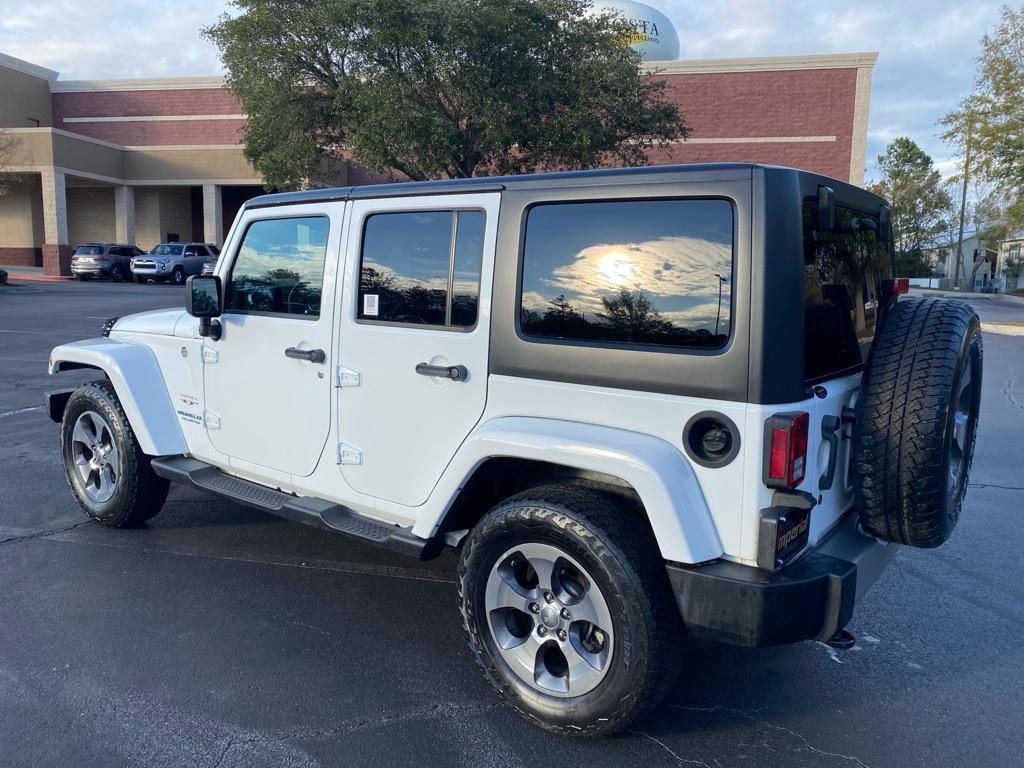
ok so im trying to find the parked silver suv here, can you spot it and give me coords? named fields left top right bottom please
left=131, top=242, right=220, bottom=285
left=70, top=243, right=143, bottom=282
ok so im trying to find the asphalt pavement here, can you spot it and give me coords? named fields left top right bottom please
left=1, top=279, right=1023, bottom=767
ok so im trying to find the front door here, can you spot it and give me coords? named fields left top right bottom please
left=203, top=204, right=342, bottom=477
left=336, top=193, right=499, bottom=507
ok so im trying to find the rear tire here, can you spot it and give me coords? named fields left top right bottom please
left=853, top=298, right=983, bottom=547
left=458, top=484, right=681, bottom=737
left=110, top=265, right=126, bottom=282
left=61, top=380, right=169, bottom=527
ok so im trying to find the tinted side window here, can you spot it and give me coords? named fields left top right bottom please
left=226, top=217, right=329, bottom=318
left=520, top=199, right=733, bottom=349
left=358, top=210, right=484, bottom=328
left=802, top=202, right=892, bottom=381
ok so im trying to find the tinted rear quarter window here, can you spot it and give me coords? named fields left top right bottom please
left=519, top=199, right=734, bottom=349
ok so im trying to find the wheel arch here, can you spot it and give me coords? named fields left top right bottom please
left=417, top=417, right=723, bottom=564
left=49, top=339, right=187, bottom=456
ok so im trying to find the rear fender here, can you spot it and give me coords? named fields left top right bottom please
left=49, top=338, right=187, bottom=456
left=418, top=417, right=723, bottom=564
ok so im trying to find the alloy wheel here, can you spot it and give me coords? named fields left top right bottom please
left=70, top=410, right=120, bottom=504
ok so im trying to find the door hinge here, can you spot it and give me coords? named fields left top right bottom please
left=335, top=365, right=361, bottom=388
left=204, top=411, right=222, bottom=429
left=202, top=347, right=219, bottom=364
left=338, top=443, right=362, bottom=465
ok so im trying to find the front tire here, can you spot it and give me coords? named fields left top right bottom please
left=170, top=266, right=185, bottom=286
left=61, top=380, right=169, bottom=527
left=458, top=484, right=681, bottom=737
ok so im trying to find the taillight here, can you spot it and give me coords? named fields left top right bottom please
left=893, top=277, right=909, bottom=295
left=764, top=412, right=809, bottom=489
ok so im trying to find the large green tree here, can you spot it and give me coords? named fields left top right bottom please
left=205, top=0, right=688, bottom=188
left=869, top=137, right=951, bottom=276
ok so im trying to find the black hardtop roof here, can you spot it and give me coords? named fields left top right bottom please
left=243, top=162, right=876, bottom=211
left=244, top=163, right=770, bottom=210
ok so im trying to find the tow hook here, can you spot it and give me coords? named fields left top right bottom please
left=826, top=628, right=856, bottom=650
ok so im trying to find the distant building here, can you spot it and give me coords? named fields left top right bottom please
left=924, top=234, right=999, bottom=291
left=997, top=237, right=1023, bottom=292
left=0, top=48, right=877, bottom=275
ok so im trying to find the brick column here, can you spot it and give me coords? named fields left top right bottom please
left=41, top=169, right=72, bottom=276
left=114, top=185, right=136, bottom=245
left=202, top=184, right=224, bottom=247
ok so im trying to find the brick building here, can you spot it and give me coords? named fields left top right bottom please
left=0, top=49, right=877, bottom=275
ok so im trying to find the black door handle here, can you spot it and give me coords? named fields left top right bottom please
left=415, top=363, right=468, bottom=381
left=285, top=347, right=326, bottom=364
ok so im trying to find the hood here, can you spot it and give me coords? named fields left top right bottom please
left=110, top=308, right=187, bottom=337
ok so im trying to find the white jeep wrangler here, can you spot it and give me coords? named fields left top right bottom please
left=47, top=164, right=983, bottom=736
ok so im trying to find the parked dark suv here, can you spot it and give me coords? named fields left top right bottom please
left=70, top=244, right=144, bottom=282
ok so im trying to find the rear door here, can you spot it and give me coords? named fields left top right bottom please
left=335, top=193, right=499, bottom=507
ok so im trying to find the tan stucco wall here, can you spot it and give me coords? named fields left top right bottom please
left=0, top=66, right=53, bottom=128
left=124, top=147, right=257, bottom=183
left=134, top=187, right=193, bottom=249
left=0, top=174, right=44, bottom=247
left=67, top=186, right=115, bottom=246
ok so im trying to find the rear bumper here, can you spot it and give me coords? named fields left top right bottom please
left=666, top=511, right=898, bottom=647
left=71, top=265, right=111, bottom=276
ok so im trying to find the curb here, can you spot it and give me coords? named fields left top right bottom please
left=4, top=273, right=74, bottom=283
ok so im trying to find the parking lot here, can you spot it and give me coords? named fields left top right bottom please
left=1, top=278, right=1023, bottom=768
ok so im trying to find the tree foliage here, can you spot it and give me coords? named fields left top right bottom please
left=868, top=137, right=951, bottom=276
left=205, top=0, right=689, bottom=188
left=940, top=4, right=1024, bottom=229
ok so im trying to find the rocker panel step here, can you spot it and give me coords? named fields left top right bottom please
left=150, top=456, right=440, bottom=560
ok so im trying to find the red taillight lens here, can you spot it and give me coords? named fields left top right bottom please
left=893, top=277, right=909, bottom=295
left=764, top=412, right=809, bottom=489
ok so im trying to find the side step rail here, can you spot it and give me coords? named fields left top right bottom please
left=150, top=457, right=443, bottom=560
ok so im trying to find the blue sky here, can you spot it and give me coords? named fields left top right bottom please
left=0, top=0, right=1005, bottom=181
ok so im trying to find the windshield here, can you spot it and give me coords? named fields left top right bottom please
left=151, top=244, right=184, bottom=256
left=74, top=245, right=104, bottom=255
left=802, top=203, right=893, bottom=382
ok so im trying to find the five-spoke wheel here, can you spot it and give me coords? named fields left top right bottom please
left=69, top=410, right=120, bottom=504
left=485, top=542, right=613, bottom=697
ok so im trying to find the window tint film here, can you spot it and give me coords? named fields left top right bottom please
left=358, top=210, right=484, bottom=327
left=802, top=203, right=893, bottom=381
left=226, top=216, right=329, bottom=318
left=520, top=199, right=733, bottom=348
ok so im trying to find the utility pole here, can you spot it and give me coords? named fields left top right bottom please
left=953, top=121, right=973, bottom=290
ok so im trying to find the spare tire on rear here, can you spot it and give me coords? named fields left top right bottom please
left=852, top=297, right=983, bottom=548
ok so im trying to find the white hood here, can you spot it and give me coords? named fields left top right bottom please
left=110, top=309, right=188, bottom=337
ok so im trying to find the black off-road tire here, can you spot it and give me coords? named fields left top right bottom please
left=458, top=484, right=681, bottom=737
left=61, top=380, right=169, bottom=527
left=170, top=266, right=185, bottom=286
left=110, top=265, right=126, bottom=282
left=852, top=298, right=983, bottom=547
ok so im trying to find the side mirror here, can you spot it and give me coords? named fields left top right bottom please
left=817, top=186, right=836, bottom=233
left=185, top=275, right=223, bottom=341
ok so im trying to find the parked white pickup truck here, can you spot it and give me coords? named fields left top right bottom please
left=47, top=164, right=982, bottom=736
